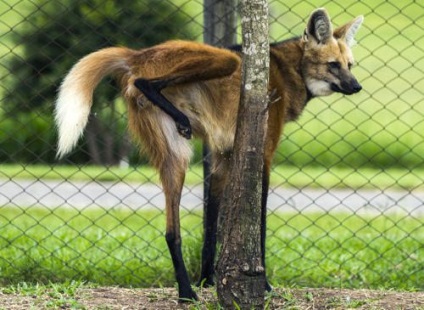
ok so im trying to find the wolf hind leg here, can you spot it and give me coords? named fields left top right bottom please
left=156, top=129, right=195, bottom=301
left=134, top=78, right=192, bottom=139
left=133, top=48, right=240, bottom=139
left=161, top=161, right=197, bottom=301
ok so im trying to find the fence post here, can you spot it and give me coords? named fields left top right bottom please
left=203, top=0, right=237, bottom=46
left=202, top=0, right=237, bottom=226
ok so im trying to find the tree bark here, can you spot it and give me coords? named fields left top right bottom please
left=216, top=0, right=270, bottom=309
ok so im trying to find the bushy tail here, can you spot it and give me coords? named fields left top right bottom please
left=55, top=47, right=132, bottom=158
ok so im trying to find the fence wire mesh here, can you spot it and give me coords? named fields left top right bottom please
left=0, top=0, right=423, bottom=290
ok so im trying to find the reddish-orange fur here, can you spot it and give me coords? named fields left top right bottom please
left=55, top=9, right=363, bottom=300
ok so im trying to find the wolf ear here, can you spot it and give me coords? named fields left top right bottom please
left=334, top=16, right=364, bottom=47
left=304, top=8, right=333, bottom=44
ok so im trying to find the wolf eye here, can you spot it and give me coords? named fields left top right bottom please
left=348, top=63, right=353, bottom=70
left=328, top=61, right=341, bottom=70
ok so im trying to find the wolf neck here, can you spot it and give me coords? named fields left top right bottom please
left=270, top=37, right=312, bottom=121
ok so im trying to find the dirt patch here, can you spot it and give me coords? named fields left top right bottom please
left=1, top=287, right=423, bottom=309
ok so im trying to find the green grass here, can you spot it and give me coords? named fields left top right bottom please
left=2, top=163, right=424, bottom=191
left=0, top=281, right=87, bottom=309
left=0, top=206, right=202, bottom=287
left=267, top=212, right=424, bottom=290
left=0, top=164, right=162, bottom=184
left=0, top=206, right=423, bottom=290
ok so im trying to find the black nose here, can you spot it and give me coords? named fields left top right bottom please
left=341, top=80, right=362, bottom=94
left=352, top=82, right=362, bottom=93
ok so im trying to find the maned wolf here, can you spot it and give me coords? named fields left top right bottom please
left=55, top=8, right=363, bottom=301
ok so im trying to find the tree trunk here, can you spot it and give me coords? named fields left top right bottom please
left=216, top=0, right=270, bottom=309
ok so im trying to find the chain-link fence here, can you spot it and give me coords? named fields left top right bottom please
left=0, top=0, right=423, bottom=290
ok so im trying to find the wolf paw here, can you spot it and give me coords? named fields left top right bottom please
left=178, top=288, right=198, bottom=302
left=177, top=121, right=192, bottom=139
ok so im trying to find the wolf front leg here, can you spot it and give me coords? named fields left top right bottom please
left=197, top=150, right=231, bottom=287
left=197, top=177, right=219, bottom=287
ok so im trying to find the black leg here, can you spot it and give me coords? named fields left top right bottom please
left=197, top=151, right=231, bottom=287
left=165, top=232, right=198, bottom=301
left=161, top=164, right=196, bottom=302
left=197, top=144, right=216, bottom=287
left=197, top=182, right=220, bottom=287
left=134, top=78, right=192, bottom=139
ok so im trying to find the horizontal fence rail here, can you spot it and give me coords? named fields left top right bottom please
left=0, top=0, right=423, bottom=290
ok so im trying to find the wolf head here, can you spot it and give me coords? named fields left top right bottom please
left=302, top=8, right=364, bottom=97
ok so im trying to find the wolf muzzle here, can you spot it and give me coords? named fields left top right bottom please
left=332, top=78, right=362, bottom=95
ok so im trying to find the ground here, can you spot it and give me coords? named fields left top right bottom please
left=1, top=287, right=423, bottom=309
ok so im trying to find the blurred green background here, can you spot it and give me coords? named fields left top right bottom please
left=0, top=0, right=422, bottom=170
